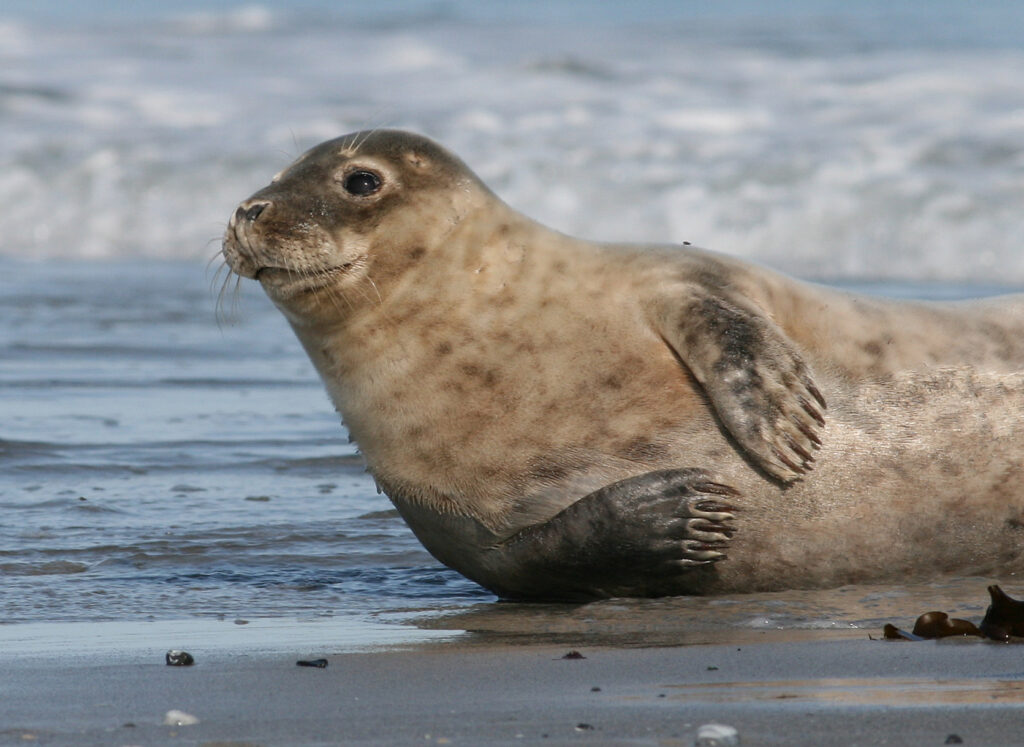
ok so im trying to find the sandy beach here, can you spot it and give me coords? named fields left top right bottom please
left=3, top=611, right=1023, bottom=746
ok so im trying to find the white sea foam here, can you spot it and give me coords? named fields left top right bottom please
left=1, top=1, right=1023, bottom=281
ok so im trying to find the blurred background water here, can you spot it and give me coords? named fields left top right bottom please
left=2, top=0, right=1023, bottom=626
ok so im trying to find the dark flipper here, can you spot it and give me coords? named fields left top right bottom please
left=396, top=469, right=738, bottom=601
left=656, top=287, right=826, bottom=482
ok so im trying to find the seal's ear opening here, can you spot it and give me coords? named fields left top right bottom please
left=404, top=150, right=430, bottom=170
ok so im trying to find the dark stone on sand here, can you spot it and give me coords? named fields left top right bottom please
left=165, top=650, right=194, bottom=666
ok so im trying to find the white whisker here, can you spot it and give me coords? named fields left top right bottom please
left=365, top=276, right=384, bottom=306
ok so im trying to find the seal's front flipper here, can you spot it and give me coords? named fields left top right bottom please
left=476, top=469, right=738, bottom=600
left=656, top=287, right=827, bottom=482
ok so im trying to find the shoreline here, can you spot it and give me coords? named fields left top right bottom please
left=3, top=616, right=1023, bottom=745
left=0, top=615, right=463, bottom=663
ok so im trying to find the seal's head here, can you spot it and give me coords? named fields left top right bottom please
left=222, top=130, right=487, bottom=322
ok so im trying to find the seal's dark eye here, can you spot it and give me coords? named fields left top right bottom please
left=343, top=170, right=382, bottom=196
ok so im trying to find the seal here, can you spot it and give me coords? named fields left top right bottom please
left=222, top=129, right=1024, bottom=600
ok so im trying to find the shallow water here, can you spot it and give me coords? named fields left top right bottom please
left=0, top=261, right=490, bottom=624
left=2, top=260, right=1021, bottom=638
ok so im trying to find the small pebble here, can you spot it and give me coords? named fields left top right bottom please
left=695, top=723, right=739, bottom=746
left=945, top=736, right=963, bottom=745
left=575, top=723, right=595, bottom=731
left=296, top=658, right=329, bottom=668
left=165, top=650, right=194, bottom=666
left=590, top=686, right=601, bottom=692
left=163, top=709, right=199, bottom=726
left=561, top=650, right=586, bottom=660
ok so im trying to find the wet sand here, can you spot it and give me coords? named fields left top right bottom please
left=3, top=614, right=1023, bottom=746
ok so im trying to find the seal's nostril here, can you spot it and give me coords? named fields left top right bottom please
left=240, top=201, right=269, bottom=222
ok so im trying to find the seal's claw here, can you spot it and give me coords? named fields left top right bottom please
left=660, top=473, right=738, bottom=566
left=793, top=414, right=822, bottom=447
left=684, top=518, right=735, bottom=543
left=806, top=380, right=827, bottom=411
left=675, top=541, right=727, bottom=566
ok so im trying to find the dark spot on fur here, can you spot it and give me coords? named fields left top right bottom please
left=601, top=374, right=624, bottom=390
left=457, top=362, right=500, bottom=388
left=621, top=437, right=669, bottom=462
left=522, top=450, right=597, bottom=489
left=527, top=458, right=569, bottom=483
left=477, top=463, right=503, bottom=479
left=688, top=267, right=733, bottom=294
left=408, top=246, right=426, bottom=261
left=436, top=341, right=453, bottom=356
left=937, top=455, right=964, bottom=477
left=860, top=340, right=883, bottom=358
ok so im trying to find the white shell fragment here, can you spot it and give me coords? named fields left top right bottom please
left=163, top=709, right=200, bottom=726
left=695, top=723, right=740, bottom=746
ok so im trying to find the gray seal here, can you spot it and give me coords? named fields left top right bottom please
left=222, top=130, right=1024, bottom=600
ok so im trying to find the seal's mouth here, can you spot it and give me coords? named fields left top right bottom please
left=251, top=263, right=355, bottom=297
left=222, top=219, right=357, bottom=298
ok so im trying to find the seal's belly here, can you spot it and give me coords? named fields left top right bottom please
left=343, top=296, right=723, bottom=518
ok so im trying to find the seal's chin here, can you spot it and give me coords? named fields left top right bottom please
left=254, top=264, right=352, bottom=299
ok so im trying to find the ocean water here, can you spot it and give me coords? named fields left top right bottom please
left=2, top=1, right=1024, bottom=631
left=2, top=0, right=1024, bottom=279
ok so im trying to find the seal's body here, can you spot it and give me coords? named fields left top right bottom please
left=223, top=130, right=1024, bottom=600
